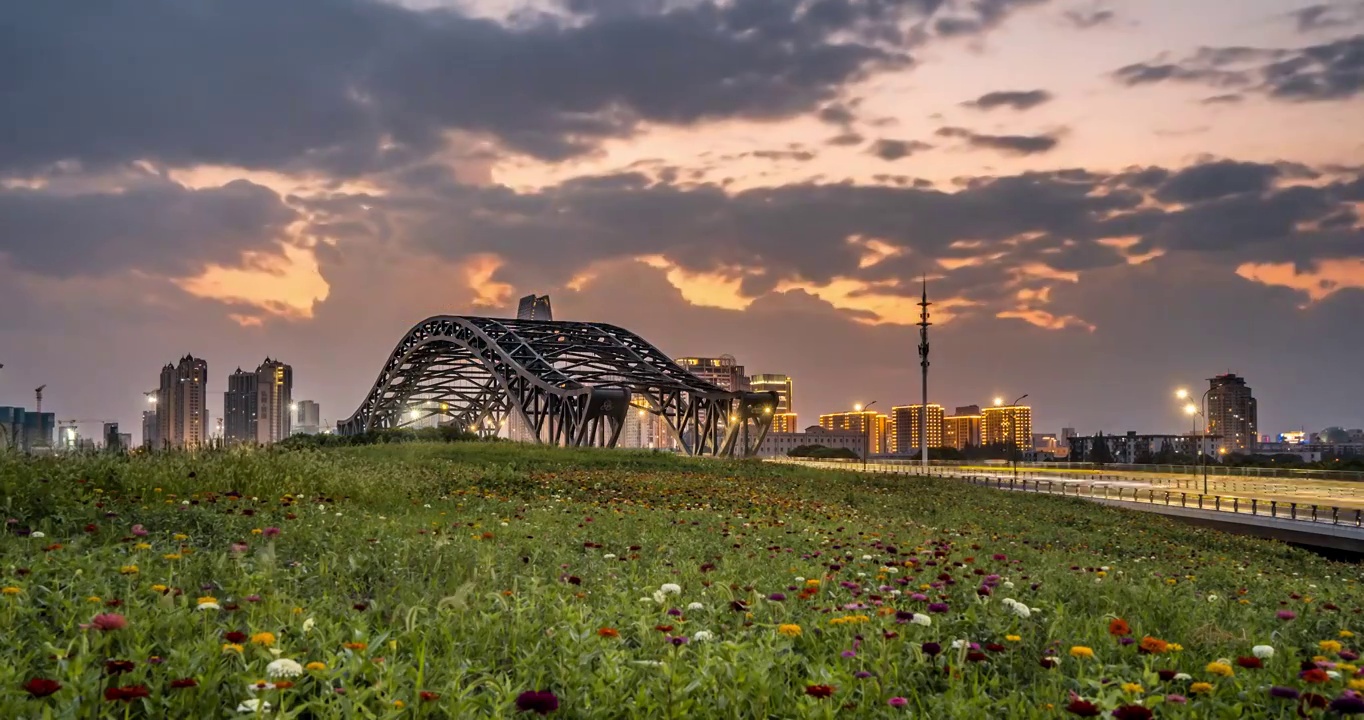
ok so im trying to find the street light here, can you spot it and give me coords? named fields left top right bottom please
left=860, top=401, right=878, bottom=471
left=1008, top=394, right=1028, bottom=480
left=1174, top=385, right=1214, bottom=495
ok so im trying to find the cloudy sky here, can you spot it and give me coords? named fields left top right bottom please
left=2, top=0, right=1363, bottom=443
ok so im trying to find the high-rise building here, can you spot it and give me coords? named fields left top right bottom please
left=889, top=404, right=944, bottom=454
left=677, top=355, right=748, bottom=392
left=224, top=367, right=258, bottom=444
left=117, top=433, right=133, bottom=451
left=619, top=401, right=671, bottom=449
left=142, top=407, right=159, bottom=449
left=157, top=354, right=208, bottom=448
left=982, top=404, right=1032, bottom=449
left=943, top=412, right=982, bottom=450
left=255, top=358, right=293, bottom=444
left=103, top=422, right=122, bottom=451
left=819, top=409, right=888, bottom=455
left=517, top=294, right=553, bottom=321
left=294, top=400, right=321, bottom=435
left=1207, top=373, right=1257, bottom=451
left=750, top=373, right=795, bottom=431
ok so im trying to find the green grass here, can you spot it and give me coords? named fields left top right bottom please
left=0, top=442, right=1360, bottom=718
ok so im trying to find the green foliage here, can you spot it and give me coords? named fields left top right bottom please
left=0, top=443, right=1358, bottom=718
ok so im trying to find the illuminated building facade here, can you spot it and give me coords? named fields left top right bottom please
left=1207, top=373, right=1257, bottom=452
left=820, top=409, right=888, bottom=455
left=158, top=354, right=208, bottom=449
left=943, top=412, right=982, bottom=450
left=982, top=404, right=1032, bottom=449
left=516, top=294, right=553, bottom=321
left=889, top=404, right=944, bottom=454
left=255, top=358, right=293, bottom=444
left=677, top=355, right=748, bottom=392
left=750, top=373, right=795, bottom=432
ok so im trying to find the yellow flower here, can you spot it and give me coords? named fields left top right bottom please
left=151, top=584, right=168, bottom=593
left=1320, top=640, right=1344, bottom=654
left=293, top=607, right=304, bottom=615
left=1168, top=643, right=1184, bottom=652
left=1314, top=655, right=1330, bottom=663
left=1165, top=578, right=1177, bottom=585
left=804, top=579, right=820, bottom=588
left=777, top=624, right=803, bottom=638
left=1206, top=662, right=1234, bottom=677
left=1, top=586, right=20, bottom=596
left=1069, top=646, right=1095, bottom=659
left=1121, top=682, right=1143, bottom=694
left=1348, top=679, right=1364, bottom=691
left=134, top=543, right=151, bottom=551
left=1096, top=571, right=1107, bottom=578
left=251, top=528, right=263, bottom=535
left=222, top=643, right=244, bottom=654
left=1189, top=682, right=1213, bottom=694
left=163, top=553, right=182, bottom=561
left=393, top=701, right=405, bottom=709
left=1338, top=663, right=1358, bottom=675
left=86, top=596, right=101, bottom=603
left=250, top=632, right=276, bottom=647
left=305, top=662, right=327, bottom=671
left=1341, top=630, right=1356, bottom=639
left=119, top=565, right=139, bottom=575
left=173, top=533, right=188, bottom=541
left=198, top=596, right=218, bottom=606
left=1005, top=635, right=1021, bottom=642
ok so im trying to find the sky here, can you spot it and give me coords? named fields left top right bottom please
left=1, top=0, right=1363, bottom=444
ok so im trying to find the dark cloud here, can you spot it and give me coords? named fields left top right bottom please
left=1289, top=2, right=1364, bottom=32
left=868, top=138, right=934, bottom=160
left=936, top=126, right=1062, bottom=155
left=1112, top=34, right=1364, bottom=101
left=1201, top=93, right=1245, bottom=104
left=826, top=132, right=867, bottom=146
left=818, top=103, right=858, bottom=125
left=933, top=0, right=1051, bottom=37
left=962, top=89, right=1054, bottom=111
left=1153, top=160, right=1282, bottom=203
left=0, top=175, right=294, bottom=278
left=1062, top=8, right=1115, bottom=28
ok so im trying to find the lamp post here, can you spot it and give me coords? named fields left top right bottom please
left=1008, top=394, right=1028, bottom=480
left=857, top=401, right=878, bottom=471
left=1175, top=387, right=1214, bottom=495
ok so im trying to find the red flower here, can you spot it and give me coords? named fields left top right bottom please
left=805, top=685, right=837, bottom=699
left=104, top=660, right=136, bottom=675
left=1301, top=668, right=1330, bottom=684
left=1157, top=670, right=1177, bottom=681
left=224, top=631, right=247, bottom=643
left=420, top=691, right=441, bottom=702
left=104, top=685, right=150, bottom=702
left=1236, top=656, right=1264, bottom=669
left=985, top=643, right=1007, bottom=652
left=1065, top=698, right=1102, bottom=717
left=654, top=625, right=674, bottom=633
left=966, top=651, right=988, bottom=663
left=1112, top=705, right=1153, bottom=720
left=1108, top=618, right=1131, bottom=637
left=169, top=678, right=198, bottom=689
left=23, top=678, right=61, bottom=698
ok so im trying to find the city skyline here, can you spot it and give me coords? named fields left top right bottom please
left=1, top=0, right=1362, bottom=442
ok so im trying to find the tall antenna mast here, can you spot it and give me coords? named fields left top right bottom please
left=917, top=275, right=932, bottom=472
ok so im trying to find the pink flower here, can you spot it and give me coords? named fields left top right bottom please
left=263, top=527, right=281, bottom=537
left=888, top=697, right=909, bottom=708
left=1277, top=610, right=1297, bottom=621
left=230, top=543, right=249, bottom=554
left=131, top=525, right=148, bottom=537
left=91, top=613, right=127, bottom=631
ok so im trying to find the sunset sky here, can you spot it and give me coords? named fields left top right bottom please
left=2, top=0, right=1362, bottom=442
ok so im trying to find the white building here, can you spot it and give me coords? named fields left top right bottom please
left=755, top=426, right=865, bottom=458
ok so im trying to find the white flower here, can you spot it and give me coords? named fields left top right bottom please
left=196, top=601, right=220, bottom=611
left=687, top=602, right=705, bottom=611
left=30, top=531, right=45, bottom=539
left=660, top=583, right=682, bottom=595
left=651, top=590, right=667, bottom=604
left=1003, top=581, right=1015, bottom=589
left=1252, top=645, right=1275, bottom=659
left=1174, top=673, right=1192, bottom=681
left=1030, top=607, right=1041, bottom=614
left=246, top=682, right=276, bottom=693
left=911, top=613, right=931, bottom=627
left=1043, top=656, right=1060, bottom=665
left=603, top=554, right=617, bottom=560
left=693, top=630, right=715, bottom=642
left=1328, top=670, right=1341, bottom=679
left=237, top=699, right=272, bottom=713
left=951, top=639, right=967, bottom=649
left=181, top=500, right=190, bottom=505
left=302, top=617, right=315, bottom=633
left=862, top=555, right=874, bottom=561
left=1207, top=594, right=1219, bottom=602
left=500, top=522, right=508, bottom=527
left=794, top=577, right=805, bottom=583
left=857, top=572, right=867, bottom=578
left=266, top=659, right=304, bottom=678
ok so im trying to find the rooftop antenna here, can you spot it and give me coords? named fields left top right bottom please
left=917, top=275, right=932, bottom=472
left=35, top=385, right=46, bottom=414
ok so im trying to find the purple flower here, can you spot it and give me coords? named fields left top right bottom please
left=262, top=527, right=281, bottom=537
left=854, top=671, right=873, bottom=679
left=768, top=593, right=786, bottom=602
left=1343, top=650, right=1361, bottom=661
left=922, top=642, right=941, bottom=657
left=1277, top=610, right=1297, bottom=621
left=131, top=525, right=148, bottom=537
left=666, top=608, right=682, bottom=617
left=1165, top=694, right=1187, bottom=704
left=910, top=593, right=928, bottom=602
left=1119, top=637, right=1135, bottom=646
left=888, top=696, right=908, bottom=707
left=1330, top=695, right=1364, bottom=714
left=1269, top=686, right=1301, bottom=700
left=927, top=603, right=949, bottom=613
left=515, top=690, right=560, bottom=715
left=841, top=650, right=857, bottom=658
left=667, top=636, right=688, bottom=646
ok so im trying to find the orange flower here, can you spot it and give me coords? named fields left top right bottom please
left=597, top=627, right=620, bottom=638
left=1108, top=618, right=1131, bottom=637
left=1139, top=636, right=1169, bottom=654
left=343, top=642, right=368, bottom=651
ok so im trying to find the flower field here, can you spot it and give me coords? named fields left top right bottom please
left=1, top=442, right=1362, bottom=718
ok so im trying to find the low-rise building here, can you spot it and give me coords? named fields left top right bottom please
left=756, top=426, right=865, bottom=458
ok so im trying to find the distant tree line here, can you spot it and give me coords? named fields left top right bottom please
left=276, top=425, right=484, bottom=449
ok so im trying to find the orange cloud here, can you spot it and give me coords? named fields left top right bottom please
left=1236, top=258, right=1364, bottom=303
left=1097, top=236, right=1166, bottom=265
left=176, top=244, right=330, bottom=323
left=996, top=308, right=1096, bottom=332
left=775, top=276, right=976, bottom=325
left=462, top=253, right=515, bottom=307
left=847, top=235, right=905, bottom=269
left=636, top=255, right=756, bottom=310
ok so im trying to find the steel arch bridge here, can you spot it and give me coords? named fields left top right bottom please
left=338, top=316, right=778, bottom=457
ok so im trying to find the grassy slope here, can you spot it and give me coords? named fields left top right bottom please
left=0, top=443, right=1360, bottom=718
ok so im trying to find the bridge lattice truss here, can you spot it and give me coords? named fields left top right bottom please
left=338, top=316, right=778, bottom=457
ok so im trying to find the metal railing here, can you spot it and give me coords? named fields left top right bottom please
left=770, top=458, right=1364, bottom=529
